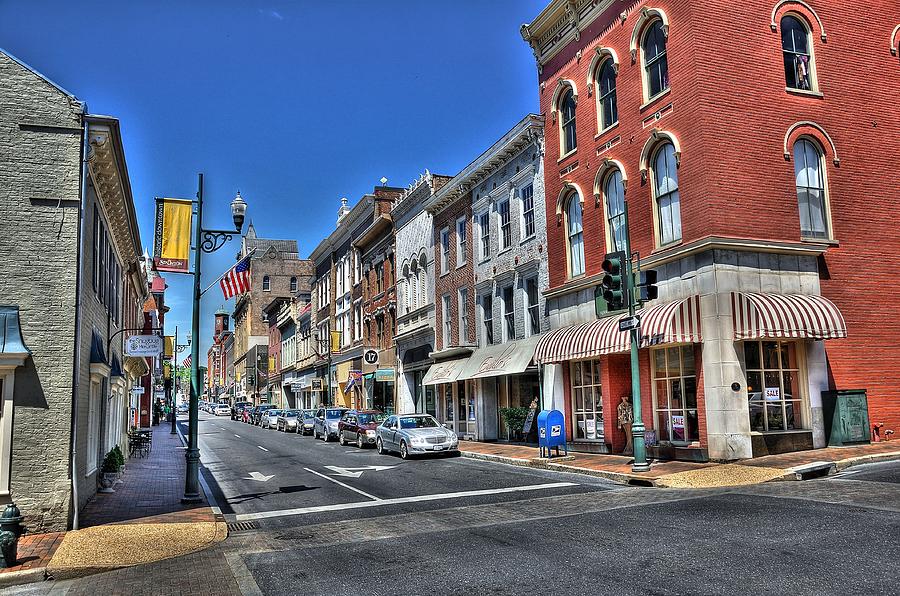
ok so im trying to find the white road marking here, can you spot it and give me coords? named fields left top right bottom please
left=234, top=434, right=241, bottom=438
left=231, top=481, right=578, bottom=522
left=244, top=472, right=274, bottom=482
left=325, top=465, right=396, bottom=478
left=257, top=445, right=269, bottom=452
left=303, top=467, right=382, bottom=501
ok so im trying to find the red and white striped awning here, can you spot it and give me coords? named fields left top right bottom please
left=534, top=297, right=703, bottom=364
left=731, top=292, right=847, bottom=340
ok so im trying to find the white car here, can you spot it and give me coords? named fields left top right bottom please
left=214, top=403, right=230, bottom=416
left=262, top=409, right=283, bottom=429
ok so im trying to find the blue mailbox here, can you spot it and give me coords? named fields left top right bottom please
left=537, top=409, right=567, bottom=458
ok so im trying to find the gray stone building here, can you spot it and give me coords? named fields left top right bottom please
left=421, top=115, right=548, bottom=441
left=393, top=171, right=451, bottom=415
left=0, top=50, right=148, bottom=531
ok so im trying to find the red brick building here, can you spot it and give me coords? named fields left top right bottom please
left=522, top=0, right=900, bottom=460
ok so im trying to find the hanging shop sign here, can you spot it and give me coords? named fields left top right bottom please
left=153, top=197, right=193, bottom=273
left=311, top=378, right=324, bottom=392
left=124, top=334, right=163, bottom=357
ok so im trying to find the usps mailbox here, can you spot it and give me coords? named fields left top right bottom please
left=537, top=409, right=568, bottom=458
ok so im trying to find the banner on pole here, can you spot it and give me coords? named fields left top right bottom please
left=331, top=331, right=342, bottom=354
left=164, top=336, right=174, bottom=359
left=154, top=198, right=193, bottom=273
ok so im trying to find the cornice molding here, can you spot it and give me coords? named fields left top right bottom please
left=521, top=0, right=622, bottom=70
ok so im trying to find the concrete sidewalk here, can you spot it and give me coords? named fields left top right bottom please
left=459, top=439, right=900, bottom=487
left=0, top=421, right=226, bottom=590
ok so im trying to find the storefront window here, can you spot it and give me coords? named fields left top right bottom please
left=570, top=360, right=603, bottom=441
left=651, top=346, right=698, bottom=444
left=744, top=340, right=802, bottom=432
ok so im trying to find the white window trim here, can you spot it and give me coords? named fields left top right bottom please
left=477, top=211, right=490, bottom=262
left=455, top=216, right=467, bottom=267
left=498, top=198, right=512, bottom=251
left=440, top=228, right=450, bottom=275
left=524, top=276, right=540, bottom=337
left=458, top=288, right=468, bottom=345
left=519, top=182, right=536, bottom=242
left=442, top=294, right=452, bottom=347
left=0, top=354, right=28, bottom=497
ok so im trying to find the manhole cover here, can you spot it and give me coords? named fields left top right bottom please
left=227, top=521, right=259, bottom=533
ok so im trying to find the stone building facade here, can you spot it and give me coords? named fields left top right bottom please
left=0, top=51, right=148, bottom=531
left=232, top=225, right=312, bottom=404
left=523, top=0, right=900, bottom=459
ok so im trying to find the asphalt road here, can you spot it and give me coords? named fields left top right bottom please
left=191, top=413, right=900, bottom=596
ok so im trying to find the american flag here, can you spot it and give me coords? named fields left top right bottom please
left=183, top=355, right=192, bottom=368
left=220, top=256, right=251, bottom=300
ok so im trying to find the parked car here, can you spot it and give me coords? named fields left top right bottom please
left=276, top=409, right=300, bottom=432
left=214, top=403, right=230, bottom=416
left=298, top=409, right=316, bottom=435
left=232, top=401, right=251, bottom=420
left=376, top=414, right=459, bottom=459
left=313, top=407, right=349, bottom=441
left=252, top=404, right=275, bottom=425
left=338, top=410, right=387, bottom=448
left=241, top=407, right=252, bottom=423
left=261, top=409, right=282, bottom=429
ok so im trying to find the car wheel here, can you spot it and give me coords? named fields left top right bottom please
left=376, top=438, right=385, bottom=454
left=356, top=433, right=364, bottom=449
left=400, top=441, right=409, bottom=460
left=338, top=432, right=346, bottom=446
left=313, top=427, right=319, bottom=439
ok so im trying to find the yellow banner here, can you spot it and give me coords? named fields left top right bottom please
left=154, top=198, right=192, bottom=273
left=164, top=336, right=174, bottom=358
left=163, top=363, right=171, bottom=379
left=331, top=331, right=342, bottom=354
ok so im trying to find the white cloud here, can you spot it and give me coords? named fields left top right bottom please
left=259, top=8, right=284, bottom=21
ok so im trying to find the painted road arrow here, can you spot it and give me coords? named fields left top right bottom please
left=244, top=471, right=274, bottom=482
left=324, top=465, right=396, bottom=478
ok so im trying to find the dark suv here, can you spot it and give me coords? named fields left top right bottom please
left=338, top=410, right=387, bottom=448
left=231, top=401, right=251, bottom=421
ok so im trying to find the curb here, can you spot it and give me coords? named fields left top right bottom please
left=835, top=449, right=900, bottom=472
left=461, top=450, right=654, bottom=486
left=0, top=567, right=46, bottom=589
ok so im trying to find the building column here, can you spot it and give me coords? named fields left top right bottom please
left=805, top=340, right=829, bottom=448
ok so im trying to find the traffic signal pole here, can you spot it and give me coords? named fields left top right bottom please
left=623, top=200, right=650, bottom=472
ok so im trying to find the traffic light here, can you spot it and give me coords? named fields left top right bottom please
left=634, top=268, right=659, bottom=303
left=601, top=251, right=627, bottom=311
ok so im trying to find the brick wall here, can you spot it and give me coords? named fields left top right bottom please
left=433, top=194, right=474, bottom=351
left=534, top=0, right=900, bottom=432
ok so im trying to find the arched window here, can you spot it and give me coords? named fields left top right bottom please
left=642, top=20, right=669, bottom=100
left=597, top=60, right=618, bottom=131
left=604, top=170, right=627, bottom=253
left=290, top=276, right=297, bottom=292
left=409, top=262, right=418, bottom=310
left=418, top=260, right=427, bottom=308
left=560, top=88, right=577, bottom=155
left=793, top=138, right=828, bottom=238
left=651, top=142, right=682, bottom=246
left=263, top=275, right=271, bottom=291
left=565, top=192, right=585, bottom=277
left=781, top=15, right=813, bottom=90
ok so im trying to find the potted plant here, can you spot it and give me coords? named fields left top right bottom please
left=112, top=445, right=125, bottom=477
left=499, top=407, right=530, bottom=442
left=98, top=450, right=120, bottom=493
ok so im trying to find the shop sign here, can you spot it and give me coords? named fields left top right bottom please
left=765, top=387, right=781, bottom=401
left=311, top=378, right=324, bottom=391
left=131, top=386, right=145, bottom=395
left=125, top=334, right=163, bottom=357
left=374, top=368, right=395, bottom=382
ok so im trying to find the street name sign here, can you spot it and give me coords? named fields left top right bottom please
left=125, top=334, right=163, bottom=357
left=618, top=315, right=641, bottom=332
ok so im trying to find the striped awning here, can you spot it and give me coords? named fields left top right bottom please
left=534, top=297, right=703, bottom=364
left=732, top=292, right=847, bottom=340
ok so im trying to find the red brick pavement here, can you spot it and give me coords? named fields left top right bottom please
left=1, top=423, right=217, bottom=580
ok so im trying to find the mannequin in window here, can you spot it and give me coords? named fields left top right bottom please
left=617, top=395, right=634, bottom=455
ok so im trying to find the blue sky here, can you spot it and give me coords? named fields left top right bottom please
left=1, top=0, right=546, bottom=358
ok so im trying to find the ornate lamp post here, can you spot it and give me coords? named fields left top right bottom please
left=183, top=174, right=247, bottom=503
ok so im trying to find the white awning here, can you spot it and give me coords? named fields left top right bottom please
left=732, top=292, right=847, bottom=340
left=422, top=357, right=469, bottom=386
left=457, top=335, right=542, bottom=380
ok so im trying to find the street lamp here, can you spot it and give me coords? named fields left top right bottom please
left=183, top=175, right=247, bottom=503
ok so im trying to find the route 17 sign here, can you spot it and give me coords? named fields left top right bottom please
left=363, top=349, right=379, bottom=366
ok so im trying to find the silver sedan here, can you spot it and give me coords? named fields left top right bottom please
left=375, top=414, right=459, bottom=459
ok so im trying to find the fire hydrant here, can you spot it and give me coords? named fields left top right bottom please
left=0, top=503, right=25, bottom=568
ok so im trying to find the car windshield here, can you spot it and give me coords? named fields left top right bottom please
left=358, top=413, right=386, bottom=425
left=302, top=411, right=316, bottom=419
left=326, top=409, right=345, bottom=419
left=283, top=410, right=299, bottom=417
left=268, top=410, right=281, bottom=416
left=399, top=416, right=439, bottom=429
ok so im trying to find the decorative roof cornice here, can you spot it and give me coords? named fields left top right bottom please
left=308, top=195, right=374, bottom=263
left=424, top=114, right=544, bottom=214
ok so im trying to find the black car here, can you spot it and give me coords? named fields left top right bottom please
left=231, top=401, right=251, bottom=420
left=252, top=404, right=275, bottom=425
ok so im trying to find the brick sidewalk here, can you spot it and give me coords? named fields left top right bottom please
left=1, top=422, right=218, bottom=587
left=459, top=439, right=900, bottom=485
